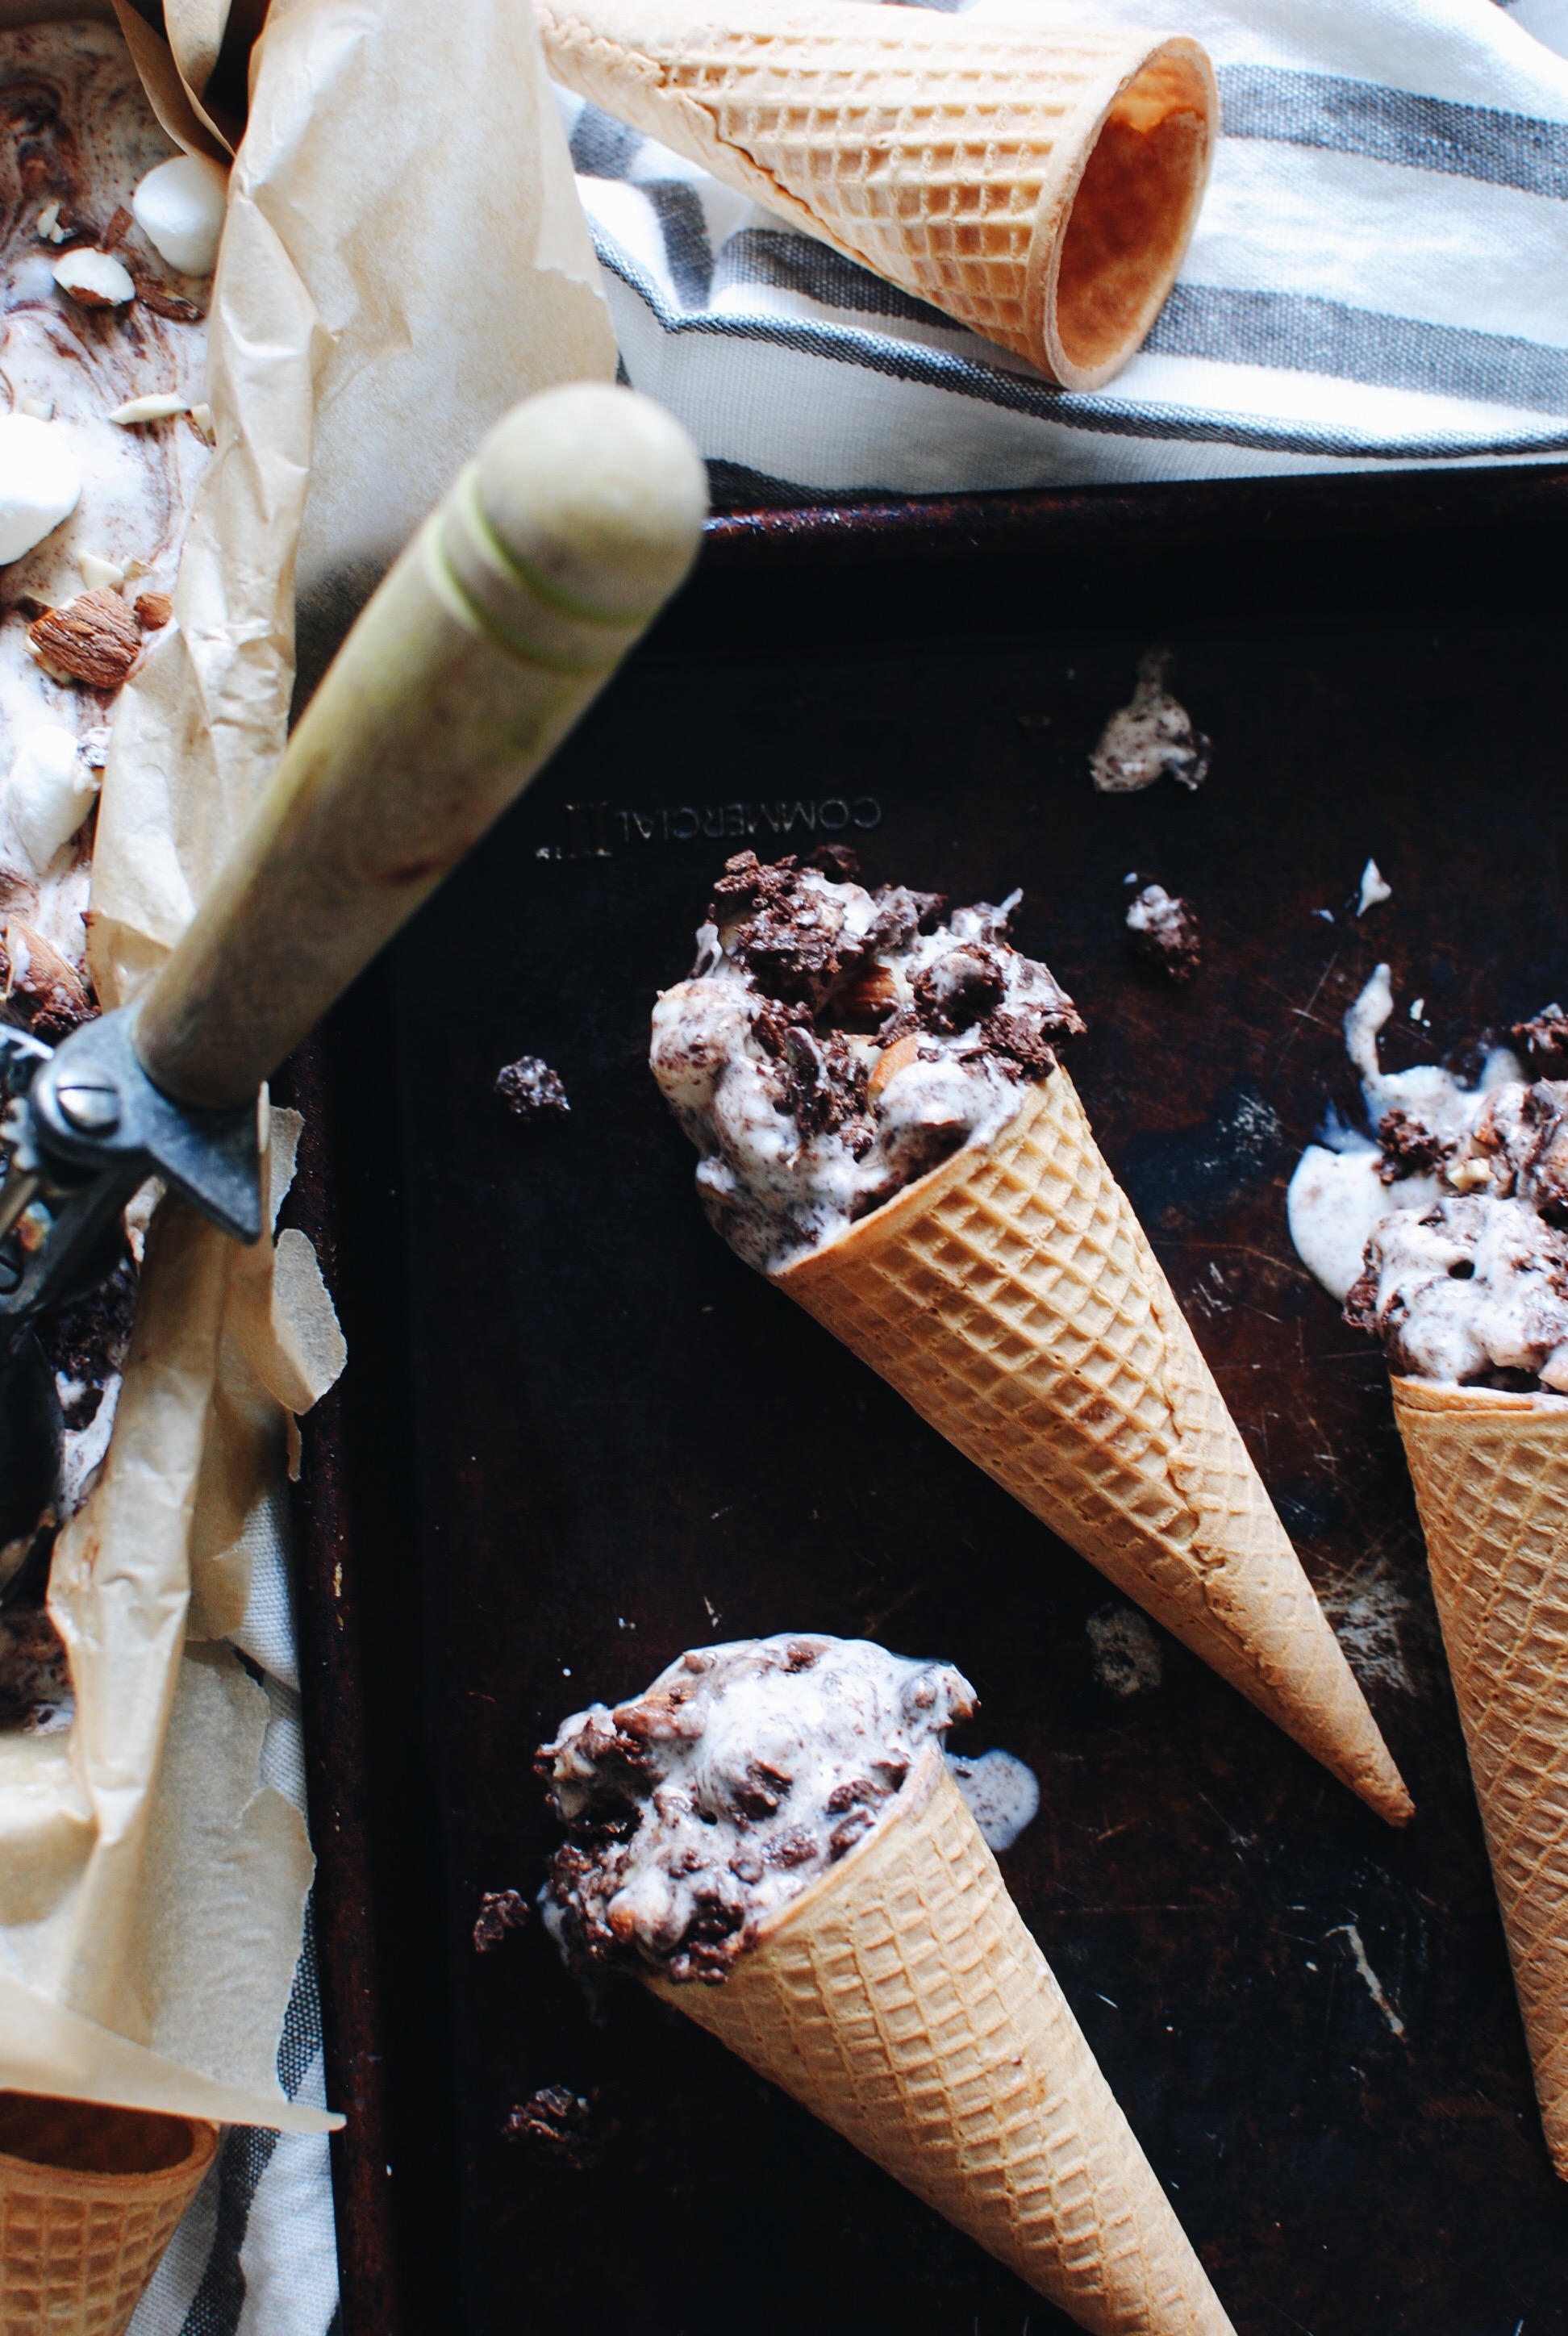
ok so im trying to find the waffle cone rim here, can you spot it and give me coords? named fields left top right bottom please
left=0, top=2108, right=218, bottom=2200
left=770, top=1073, right=1052, bottom=1290
left=1390, top=1374, right=1568, bottom=1422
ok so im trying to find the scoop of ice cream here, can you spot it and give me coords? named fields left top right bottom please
left=539, top=1634, right=975, bottom=1984
left=131, top=153, right=226, bottom=276
left=0, top=414, right=81, bottom=565
left=5, top=724, right=98, bottom=873
left=650, top=852, right=1084, bottom=1271
left=1289, top=964, right=1568, bottom=1391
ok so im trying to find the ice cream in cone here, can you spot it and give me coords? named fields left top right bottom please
left=1289, top=974, right=1568, bottom=2169
left=650, top=853, right=1411, bottom=1821
left=540, top=1633, right=1235, bottom=2333
left=0, top=2092, right=217, bottom=2335
left=537, top=0, right=1216, bottom=388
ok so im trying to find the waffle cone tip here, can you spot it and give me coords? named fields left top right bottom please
left=653, top=1750, right=1235, bottom=2334
left=1391, top=1373, right=1568, bottom=2174
left=776, top=1071, right=1411, bottom=1825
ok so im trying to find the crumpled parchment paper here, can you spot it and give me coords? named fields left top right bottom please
left=0, top=0, right=615, bottom=2131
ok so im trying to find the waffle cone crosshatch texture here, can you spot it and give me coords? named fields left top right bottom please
left=655, top=1748, right=1235, bottom=2334
left=777, top=1069, right=1411, bottom=1822
left=536, top=0, right=1217, bottom=386
left=1391, top=1377, right=1568, bottom=2178
left=0, top=2096, right=217, bottom=2336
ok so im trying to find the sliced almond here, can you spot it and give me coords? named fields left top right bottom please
left=869, top=1032, right=921, bottom=1102
left=27, top=588, right=142, bottom=691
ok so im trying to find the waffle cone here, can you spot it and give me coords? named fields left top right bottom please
left=1391, top=1375, right=1568, bottom=2173
left=0, top=2094, right=217, bottom=2335
left=653, top=1746, right=1232, bottom=2331
left=776, top=1071, right=1410, bottom=1822
left=537, top=0, right=1216, bottom=389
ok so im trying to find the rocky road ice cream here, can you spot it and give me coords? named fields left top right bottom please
left=650, top=850, right=1083, bottom=1271
left=1288, top=966, right=1568, bottom=1390
left=539, top=1634, right=974, bottom=1984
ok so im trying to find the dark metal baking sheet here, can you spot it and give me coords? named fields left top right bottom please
left=294, top=466, right=1568, bottom=2333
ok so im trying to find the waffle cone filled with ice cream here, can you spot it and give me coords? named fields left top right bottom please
left=536, top=0, right=1216, bottom=387
left=656, top=1744, right=1232, bottom=2332
left=651, top=857, right=1409, bottom=1821
left=0, top=2094, right=217, bottom=2335
left=777, top=1070, right=1410, bottom=1823
left=1391, top=1376, right=1568, bottom=2173
left=542, top=1636, right=1234, bottom=2334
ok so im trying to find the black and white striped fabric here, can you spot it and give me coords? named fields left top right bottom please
left=129, top=1495, right=340, bottom=2336
left=557, top=0, right=1568, bottom=501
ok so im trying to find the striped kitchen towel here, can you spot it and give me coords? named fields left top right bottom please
left=557, top=0, right=1568, bottom=500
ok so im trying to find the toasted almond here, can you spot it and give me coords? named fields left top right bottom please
left=868, top=1032, right=921, bottom=1102
left=27, top=587, right=141, bottom=691
left=134, top=590, right=173, bottom=629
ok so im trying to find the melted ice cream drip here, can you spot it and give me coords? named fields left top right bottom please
left=651, top=853, right=1083, bottom=1272
left=1288, top=966, right=1568, bottom=1391
left=540, top=1634, right=975, bottom=1984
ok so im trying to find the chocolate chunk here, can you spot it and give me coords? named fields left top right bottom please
left=27, top=589, right=141, bottom=692
left=1342, top=1269, right=1380, bottom=1334
left=869, top=884, right=946, bottom=952
left=473, top=1888, right=531, bottom=1953
left=495, top=1055, right=568, bottom=1119
left=805, top=843, right=860, bottom=878
left=911, top=945, right=1007, bottom=1033
left=39, top=1253, right=135, bottom=1429
left=732, top=1760, right=791, bottom=1821
left=711, top=853, right=870, bottom=1012
left=1124, top=884, right=1202, bottom=983
left=779, top=1024, right=871, bottom=1147
left=764, top=1829, right=818, bottom=1869
left=1511, top=1005, right=1568, bottom=1072
left=0, top=1605, right=72, bottom=1731
left=1377, top=1108, right=1456, bottom=1183
left=502, top=2086, right=607, bottom=2171
left=828, top=1809, right=875, bottom=1859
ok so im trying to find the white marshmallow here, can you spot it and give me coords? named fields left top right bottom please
left=53, top=247, right=136, bottom=307
left=0, top=413, right=82, bottom=565
left=131, top=155, right=227, bottom=277
left=6, top=725, right=100, bottom=873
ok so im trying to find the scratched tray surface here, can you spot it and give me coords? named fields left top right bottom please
left=379, top=603, right=1568, bottom=2334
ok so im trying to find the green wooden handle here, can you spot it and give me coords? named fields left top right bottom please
left=135, top=382, right=707, bottom=1109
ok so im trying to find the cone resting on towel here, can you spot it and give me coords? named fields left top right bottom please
left=537, top=0, right=1216, bottom=387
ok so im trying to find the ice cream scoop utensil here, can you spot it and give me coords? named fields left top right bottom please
left=0, top=382, right=706, bottom=1540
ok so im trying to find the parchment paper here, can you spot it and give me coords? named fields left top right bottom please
left=0, top=0, right=615, bottom=2131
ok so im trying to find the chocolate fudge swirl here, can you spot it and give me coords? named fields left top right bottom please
left=1289, top=966, right=1568, bottom=1391
left=650, top=851, right=1083, bottom=1271
left=539, top=1634, right=975, bottom=1985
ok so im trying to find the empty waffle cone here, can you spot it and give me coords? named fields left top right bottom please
left=537, top=0, right=1216, bottom=389
left=654, top=1745, right=1233, bottom=2332
left=776, top=1070, right=1411, bottom=1823
left=0, top=2093, right=217, bottom=2336
left=1391, top=1375, right=1568, bottom=2174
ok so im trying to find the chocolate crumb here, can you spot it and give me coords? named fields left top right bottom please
left=1377, top=1108, right=1456, bottom=1183
left=495, top=1056, right=568, bottom=1119
left=1510, top=1004, right=1568, bottom=1074
left=502, top=2085, right=607, bottom=2171
left=1124, top=883, right=1201, bottom=982
left=473, top=1888, right=531, bottom=1954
